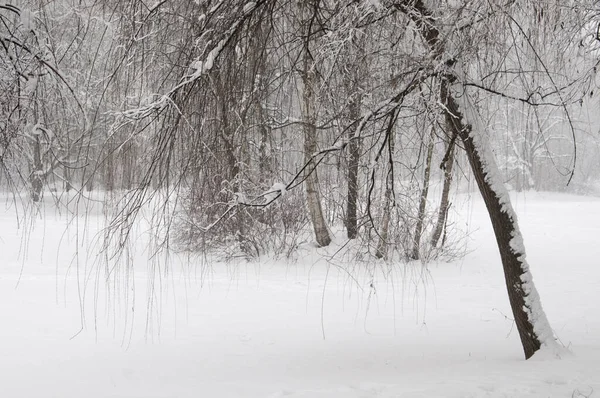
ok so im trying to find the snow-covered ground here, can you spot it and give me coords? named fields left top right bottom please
left=0, top=192, right=599, bottom=397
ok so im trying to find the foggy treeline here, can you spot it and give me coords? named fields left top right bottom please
left=1, top=0, right=599, bottom=259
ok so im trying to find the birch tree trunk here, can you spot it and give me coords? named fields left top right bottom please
left=410, top=129, right=434, bottom=260
left=301, top=2, right=331, bottom=247
left=431, top=138, right=455, bottom=248
left=376, top=119, right=396, bottom=259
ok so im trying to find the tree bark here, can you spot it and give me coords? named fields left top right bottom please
left=431, top=137, right=455, bottom=248
left=30, top=135, right=43, bottom=202
left=302, top=81, right=331, bottom=247
left=410, top=129, right=434, bottom=260
left=344, top=34, right=365, bottom=239
left=441, top=79, right=553, bottom=359
left=346, top=94, right=361, bottom=239
left=395, top=0, right=555, bottom=358
left=376, top=118, right=396, bottom=259
left=303, top=130, right=331, bottom=245
left=300, top=2, right=331, bottom=247
left=105, top=141, right=115, bottom=191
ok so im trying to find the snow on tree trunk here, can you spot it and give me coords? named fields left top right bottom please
left=442, top=79, right=560, bottom=359
left=395, top=0, right=561, bottom=360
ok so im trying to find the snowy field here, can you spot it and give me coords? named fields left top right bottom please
left=0, top=192, right=599, bottom=398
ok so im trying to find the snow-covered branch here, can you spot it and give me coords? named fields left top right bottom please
left=121, top=1, right=266, bottom=120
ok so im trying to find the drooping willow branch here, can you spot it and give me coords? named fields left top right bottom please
left=121, top=0, right=271, bottom=121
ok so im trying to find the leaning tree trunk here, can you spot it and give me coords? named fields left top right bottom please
left=410, top=129, right=434, bottom=260
left=431, top=137, right=455, bottom=248
left=300, top=3, right=331, bottom=247
left=396, top=0, right=557, bottom=360
left=441, top=79, right=556, bottom=359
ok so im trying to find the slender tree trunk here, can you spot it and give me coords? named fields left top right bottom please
left=258, top=114, right=271, bottom=182
left=64, top=167, right=72, bottom=193
left=219, top=87, right=250, bottom=251
left=122, top=141, right=133, bottom=190
left=64, top=130, right=72, bottom=192
left=302, top=87, right=331, bottom=247
left=376, top=122, right=396, bottom=259
left=346, top=95, right=360, bottom=239
left=30, top=135, right=43, bottom=202
left=411, top=130, right=434, bottom=260
left=105, top=141, right=114, bottom=191
left=300, top=3, right=331, bottom=247
left=431, top=138, right=455, bottom=248
left=345, top=34, right=365, bottom=239
left=85, top=164, right=94, bottom=192
left=375, top=172, right=393, bottom=260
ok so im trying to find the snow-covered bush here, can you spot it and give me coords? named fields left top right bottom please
left=174, top=185, right=309, bottom=260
